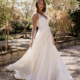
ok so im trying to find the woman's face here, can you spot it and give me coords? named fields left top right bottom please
left=38, top=0, right=44, bottom=11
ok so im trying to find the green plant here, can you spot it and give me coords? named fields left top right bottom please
left=10, top=21, right=24, bottom=33
left=29, top=24, right=33, bottom=29
left=0, top=33, right=5, bottom=40
left=69, top=9, right=80, bottom=37
left=0, top=31, right=4, bottom=35
left=0, top=34, right=13, bottom=40
left=8, top=36, right=13, bottom=40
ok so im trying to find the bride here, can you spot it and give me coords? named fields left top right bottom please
left=8, top=0, right=73, bottom=80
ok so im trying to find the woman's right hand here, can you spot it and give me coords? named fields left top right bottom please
left=29, top=41, right=33, bottom=47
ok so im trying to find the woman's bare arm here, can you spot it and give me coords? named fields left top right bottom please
left=52, top=34, right=54, bottom=44
left=31, top=14, right=39, bottom=42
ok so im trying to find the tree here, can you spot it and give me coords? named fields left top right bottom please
left=20, top=0, right=34, bottom=38
left=0, top=0, right=21, bottom=51
left=46, top=0, right=74, bottom=40
left=0, top=0, right=11, bottom=51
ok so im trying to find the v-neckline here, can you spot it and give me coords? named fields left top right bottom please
left=38, top=13, right=48, bottom=20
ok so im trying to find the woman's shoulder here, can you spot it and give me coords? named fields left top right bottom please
left=31, top=12, right=39, bottom=20
left=32, top=12, right=38, bottom=16
left=31, top=12, right=38, bottom=18
left=31, top=12, right=39, bottom=21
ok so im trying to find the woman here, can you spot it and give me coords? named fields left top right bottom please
left=8, top=0, right=73, bottom=80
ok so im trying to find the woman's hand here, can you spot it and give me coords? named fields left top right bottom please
left=29, top=41, right=33, bottom=47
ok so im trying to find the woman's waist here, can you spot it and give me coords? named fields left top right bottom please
left=38, top=26, right=51, bottom=33
left=38, top=26, right=50, bottom=30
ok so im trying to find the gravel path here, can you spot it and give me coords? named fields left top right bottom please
left=0, top=45, right=80, bottom=80
left=59, top=45, right=80, bottom=79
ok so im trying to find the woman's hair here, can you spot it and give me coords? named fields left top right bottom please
left=35, top=0, right=46, bottom=13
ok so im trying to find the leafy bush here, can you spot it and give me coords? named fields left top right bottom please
left=69, top=9, right=80, bottom=37
left=0, top=14, right=5, bottom=28
left=0, top=34, right=5, bottom=40
left=10, top=21, right=24, bottom=33
left=8, top=36, right=13, bottom=40
left=0, top=31, right=4, bottom=35
left=0, top=34, right=13, bottom=40
left=15, top=22, right=24, bottom=33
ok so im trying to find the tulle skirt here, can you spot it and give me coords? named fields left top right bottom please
left=8, top=27, right=73, bottom=80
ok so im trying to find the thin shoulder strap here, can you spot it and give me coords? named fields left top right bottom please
left=37, top=13, right=41, bottom=19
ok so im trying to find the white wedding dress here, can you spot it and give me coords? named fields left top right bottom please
left=8, top=13, right=73, bottom=80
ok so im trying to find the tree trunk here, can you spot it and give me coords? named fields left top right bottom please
left=63, top=31, right=66, bottom=40
left=5, top=19, right=7, bottom=51
left=5, top=18, right=8, bottom=51
left=24, top=23, right=27, bottom=38
left=0, top=44, right=2, bottom=54
left=7, top=20, right=9, bottom=50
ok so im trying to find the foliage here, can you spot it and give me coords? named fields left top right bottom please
left=0, top=34, right=5, bottom=40
left=69, top=9, right=80, bottom=36
left=0, top=31, right=4, bottom=35
left=46, top=0, right=79, bottom=40
left=29, top=24, right=33, bottom=29
left=0, top=34, right=13, bottom=40
left=0, top=14, right=5, bottom=28
left=10, top=21, right=24, bottom=33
